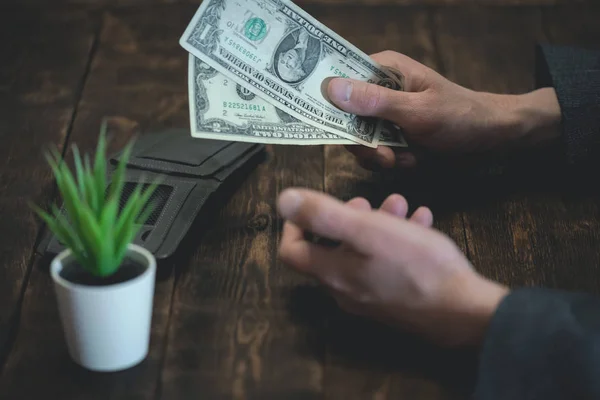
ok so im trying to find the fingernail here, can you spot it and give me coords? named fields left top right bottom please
left=329, top=79, right=353, bottom=103
left=278, top=189, right=303, bottom=219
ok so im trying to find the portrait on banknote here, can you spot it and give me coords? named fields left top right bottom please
left=273, top=29, right=320, bottom=84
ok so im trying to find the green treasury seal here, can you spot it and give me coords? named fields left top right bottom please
left=244, top=17, right=267, bottom=41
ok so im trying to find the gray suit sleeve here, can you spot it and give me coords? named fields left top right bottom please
left=535, top=44, right=600, bottom=168
left=474, top=288, right=600, bottom=399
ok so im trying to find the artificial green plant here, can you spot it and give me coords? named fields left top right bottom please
left=32, top=122, right=159, bottom=278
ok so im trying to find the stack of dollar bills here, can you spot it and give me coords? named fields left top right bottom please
left=178, top=0, right=407, bottom=148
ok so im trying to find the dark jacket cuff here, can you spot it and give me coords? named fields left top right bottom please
left=474, top=287, right=600, bottom=399
left=535, top=44, right=600, bottom=168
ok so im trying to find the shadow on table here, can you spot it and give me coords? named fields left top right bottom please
left=286, top=150, right=600, bottom=395
left=344, top=149, right=600, bottom=217
left=287, top=284, right=479, bottom=397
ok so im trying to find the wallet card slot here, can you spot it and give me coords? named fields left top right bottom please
left=136, top=178, right=196, bottom=253
left=153, top=179, right=221, bottom=259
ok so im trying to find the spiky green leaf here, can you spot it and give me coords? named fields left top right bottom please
left=71, top=145, right=87, bottom=200
left=98, top=195, right=118, bottom=275
left=107, top=140, right=133, bottom=204
left=31, top=123, right=161, bottom=278
left=46, top=149, right=84, bottom=231
left=115, top=184, right=144, bottom=233
left=31, top=203, right=70, bottom=247
left=76, top=206, right=104, bottom=276
left=82, top=154, right=98, bottom=214
left=93, top=123, right=108, bottom=217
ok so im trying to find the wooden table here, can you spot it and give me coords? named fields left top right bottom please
left=1, top=1, right=600, bottom=398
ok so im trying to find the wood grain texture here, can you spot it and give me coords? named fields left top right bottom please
left=161, top=1, right=327, bottom=390
left=0, top=6, right=191, bottom=398
left=434, top=3, right=600, bottom=303
left=161, top=143, right=326, bottom=399
left=316, top=6, right=470, bottom=399
left=0, top=7, right=95, bottom=367
left=434, top=7, right=554, bottom=288
left=528, top=5, right=600, bottom=293
left=542, top=4, right=600, bottom=47
left=0, top=2, right=599, bottom=399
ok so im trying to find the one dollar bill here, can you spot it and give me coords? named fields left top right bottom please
left=179, top=0, right=404, bottom=148
left=188, top=54, right=407, bottom=146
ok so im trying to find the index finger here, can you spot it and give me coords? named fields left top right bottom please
left=369, top=51, right=429, bottom=93
left=276, top=188, right=376, bottom=254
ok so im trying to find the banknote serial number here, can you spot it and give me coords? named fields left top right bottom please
left=223, top=101, right=267, bottom=112
left=329, top=66, right=350, bottom=79
left=223, top=36, right=263, bottom=64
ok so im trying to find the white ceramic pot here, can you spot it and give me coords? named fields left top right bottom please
left=50, top=243, right=156, bottom=372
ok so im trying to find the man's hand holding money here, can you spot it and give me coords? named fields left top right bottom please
left=326, top=51, right=562, bottom=170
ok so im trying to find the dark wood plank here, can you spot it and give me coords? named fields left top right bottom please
left=542, top=3, right=600, bottom=47
left=527, top=5, right=600, bottom=293
left=0, top=6, right=193, bottom=398
left=0, top=7, right=95, bottom=367
left=161, top=151, right=326, bottom=398
left=159, top=3, right=326, bottom=394
left=434, top=7, right=552, bottom=289
left=317, top=5, right=469, bottom=399
left=436, top=4, right=600, bottom=301
left=435, top=7, right=544, bottom=94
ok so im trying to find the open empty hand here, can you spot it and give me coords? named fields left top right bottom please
left=276, top=188, right=509, bottom=347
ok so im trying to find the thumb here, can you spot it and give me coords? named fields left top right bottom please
left=326, top=77, right=412, bottom=123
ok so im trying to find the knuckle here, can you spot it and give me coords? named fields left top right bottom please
left=355, top=292, right=374, bottom=306
left=317, top=205, right=342, bottom=234
left=379, top=50, right=398, bottom=60
left=326, top=277, right=345, bottom=293
left=349, top=216, right=371, bottom=240
left=320, top=207, right=364, bottom=242
left=403, top=94, right=438, bottom=130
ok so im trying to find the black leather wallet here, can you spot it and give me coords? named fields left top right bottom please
left=36, top=128, right=265, bottom=260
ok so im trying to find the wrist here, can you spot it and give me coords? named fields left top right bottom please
left=436, top=270, right=509, bottom=348
left=458, top=274, right=509, bottom=347
left=502, top=87, right=562, bottom=149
